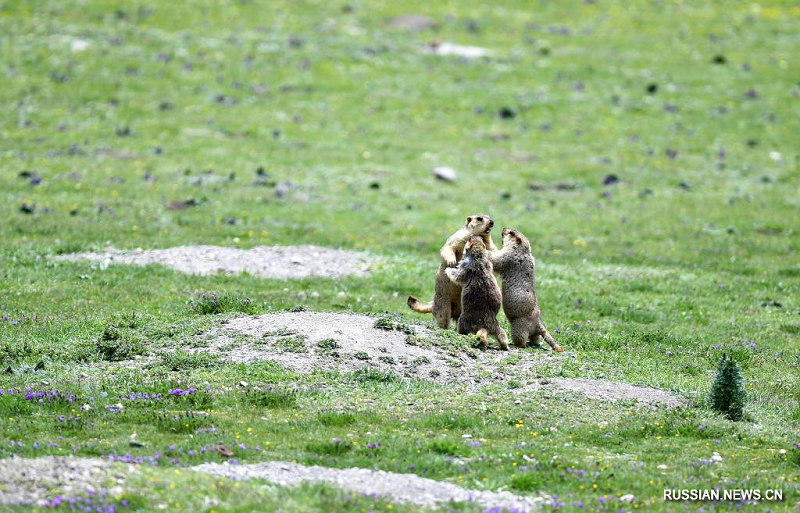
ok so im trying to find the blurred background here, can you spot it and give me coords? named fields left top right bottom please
left=1, top=0, right=798, bottom=270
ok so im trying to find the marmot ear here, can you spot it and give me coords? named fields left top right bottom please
left=515, top=236, right=524, bottom=245
left=466, top=216, right=472, bottom=224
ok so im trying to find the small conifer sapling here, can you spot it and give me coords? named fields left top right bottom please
left=710, top=354, right=746, bottom=421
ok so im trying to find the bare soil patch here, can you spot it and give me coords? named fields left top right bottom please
left=0, top=457, right=123, bottom=506
left=192, top=460, right=545, bottom=510
left=57, top=245, right=377, bottom=279
left=518, top=378, right=684, bottom=408
left=0, top=457, right=543, bottom=509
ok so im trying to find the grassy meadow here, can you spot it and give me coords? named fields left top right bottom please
left=0, top=0, right=799, bottom=511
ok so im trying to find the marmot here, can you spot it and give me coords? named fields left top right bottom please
left=408, top=214, right=497, bottom=329
left=489, top=228, right=562, bottom=352
left=444, top=236, right=508, bottom=350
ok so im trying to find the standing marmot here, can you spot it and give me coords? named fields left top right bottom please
left=444, top=236, right=509, bottom=350
left=408, top=214, right=497, bottom=329
left=489, top=228, right=562, bottom=352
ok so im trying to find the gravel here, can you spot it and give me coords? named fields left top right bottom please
left=57, top=245, right=377, bottom=280
left=0, top=456, right=545, bottom=509
left=201, top=311, right=683, bottom=406
left=0, top=457, right=120, bottom=506
left=519, top=378, right=684, bottom=408
left=193, top=460, right=545, bottom=510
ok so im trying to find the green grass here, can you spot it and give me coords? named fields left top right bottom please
left=1, top=0, right=799, bottom=511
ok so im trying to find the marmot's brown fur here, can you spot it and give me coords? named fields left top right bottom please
left=489, top=228, right=562, bottom=352
left=444, top=236, right=508, bottom=350
left=408, top=214, right=497, bottom=329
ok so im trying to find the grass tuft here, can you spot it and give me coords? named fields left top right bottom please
left=189, top=294, right=256, bottom=315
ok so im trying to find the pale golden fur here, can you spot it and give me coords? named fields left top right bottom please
left=407, top=214, right=497, bottom=328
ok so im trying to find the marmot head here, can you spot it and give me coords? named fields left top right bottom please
left=464, top=235, right=488, bottom=259
left=501, top=228, right=531, bottom=251
left=464, top=214, right=494, bottom=236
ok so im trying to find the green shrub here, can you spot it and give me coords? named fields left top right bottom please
left=307, top=438, right=352, bottom=456
left=351, top=368, right=397, bottom=384
left=316, top=338, right=339, bottom=350
left=274, top=335, right=307, bottom=353
left=242, top=388, right=297, bottom=409
left=315, top=339, right=340, bottom=357
left=781, top=324, right=800, bottom=335
left=317, top=410, right=356, bottom=426
left=158, top=349, right=220, bottom=371
left=189, top=293, right=255, bottom=315
left=710, top=354, right=746, bottom=421
left=373, top=317, right=414, bottom=335
left=95, top=334, right=145, bottom=361
left=510, top=471, right=545, bottom=492
left=426, top=438, right=461, bottom=456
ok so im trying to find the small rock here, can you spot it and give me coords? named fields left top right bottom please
left=602, top=174, right=619, bottom=186
left=711, top=452, right=722, bottom=463
left=238, top=381, right=249, bottom=388
left=433, top=167, right=456, bottom=182
left=310, top=291, right=320, bottom=299
left=498, top=107, right=516, bottom=119
left=71, top=39, right=90, bottom=52
left=428, top=42, right=490, bottom=59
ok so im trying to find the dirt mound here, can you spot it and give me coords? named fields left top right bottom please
left=200, top=311, right=456, bottom=381
left=200, top=312, right=683, bottom=407
left=193, top=460, right=545, bottom=510
left=57, top=245, right=376, bottom=279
